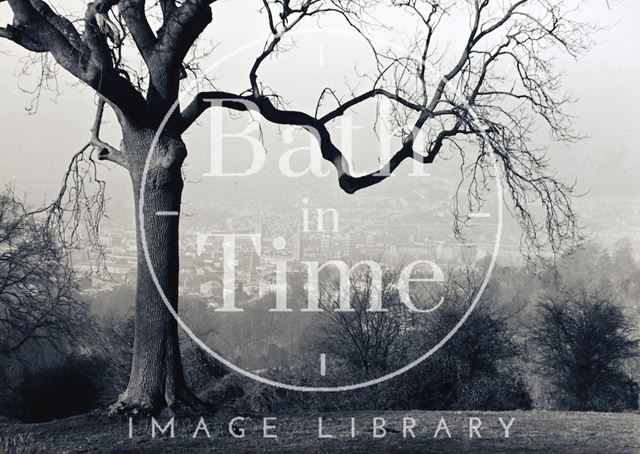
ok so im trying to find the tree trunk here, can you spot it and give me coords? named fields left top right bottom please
left=110, top=125, right=208, bottom=416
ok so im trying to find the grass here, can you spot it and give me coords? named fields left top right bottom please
left=1, top=410, right=639, bottom=453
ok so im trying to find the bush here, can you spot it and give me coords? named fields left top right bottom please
left=13, top=354, right=114, bottom=422
left=212, top=267, right=534, bottom=414
left=531, top=287, right=639, bottom=411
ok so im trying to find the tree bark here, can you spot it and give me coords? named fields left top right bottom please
left=109, top=124, right=207, bottom=415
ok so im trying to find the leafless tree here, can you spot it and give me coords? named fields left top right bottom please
left=0, top=191, right=87, bottom=378
left=314, top=267, right=415, bottom=375
left=531, top=287, right=639, bottom=411
left=0, top=0, right=598, bottom=413
left=411, top=264, right=530, bottom=410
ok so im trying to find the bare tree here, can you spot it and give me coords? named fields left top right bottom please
left=413, top=265, right=530, bottom=409
left=531, top=287, right=639, bottom=411
left=0, top=191, right=87, bottom=378
left=0, top=0, right=597, bottom=413
left=314, top=267, right=414, bottom=375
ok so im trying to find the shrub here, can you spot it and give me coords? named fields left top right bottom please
left=531, top=287, right=639, bottom=411
left=13, top=354, right=113, bottom=422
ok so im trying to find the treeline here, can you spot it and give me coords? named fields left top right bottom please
left=1, top=190, right=639, bottom=422
left=212, top=243, right=639, bottom=414
left=184, top=241, right=640, bottom=414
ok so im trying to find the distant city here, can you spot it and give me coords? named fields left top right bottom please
left=75, top=185, right=640, bottom=307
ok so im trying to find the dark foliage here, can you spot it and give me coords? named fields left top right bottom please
left=221, top=268, right=533, bottom=413
left=13, top=354, right=113, bottom=423
left=403, top=301, right=533, bottom=411
left=0, top=193, right=88, bottom=378
left=531, top=287, right=639, bottom=411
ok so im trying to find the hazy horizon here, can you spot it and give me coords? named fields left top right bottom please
left=1, top=0, right=638, bottom=250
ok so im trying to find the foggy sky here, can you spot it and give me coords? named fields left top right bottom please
left=0, top=0, right=638, bottom=218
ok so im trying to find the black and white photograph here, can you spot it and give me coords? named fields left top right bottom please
left=0, top=0, right=639, bottom=452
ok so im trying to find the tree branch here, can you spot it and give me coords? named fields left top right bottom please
left=91, top=98, right=128, bottom=168
left=1, top=0, right=149, bottom=122
left=180, top=90, right=461, bottom=193
left=117, top=0, right=157, bottom=62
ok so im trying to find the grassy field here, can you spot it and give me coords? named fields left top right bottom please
left=1, top=410, right=639, bottom=453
